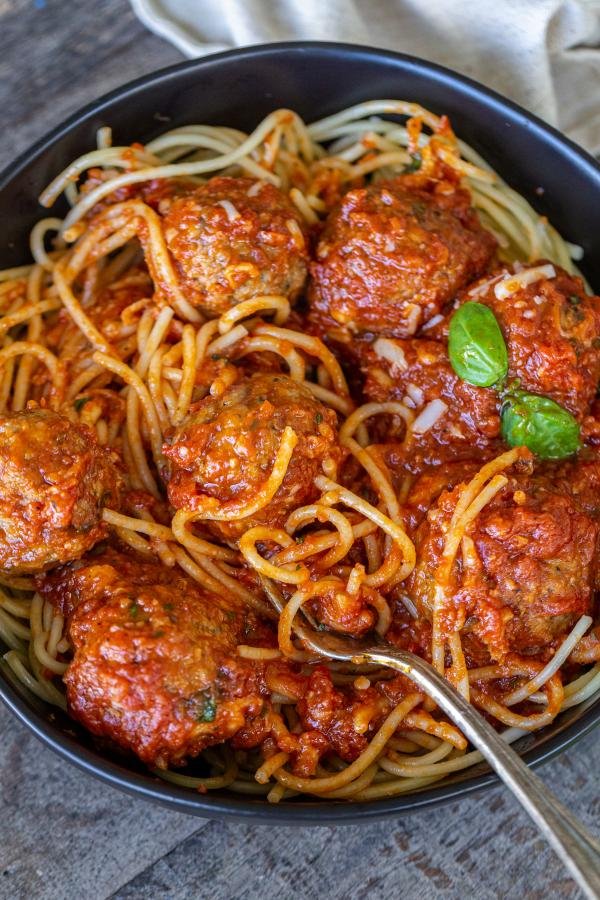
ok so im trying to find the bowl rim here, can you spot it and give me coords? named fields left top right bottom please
left=2, top=40, right=600, bottom=194
left=1, top=40, right=600, bottom=824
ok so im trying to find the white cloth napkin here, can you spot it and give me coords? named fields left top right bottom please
left=131, top=0, right=600, bottom=154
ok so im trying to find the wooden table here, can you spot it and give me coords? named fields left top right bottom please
left=0, top=2, right=599, bottom=897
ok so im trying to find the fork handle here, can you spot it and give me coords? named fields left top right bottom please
left=358, top=647, right=600, bottom=900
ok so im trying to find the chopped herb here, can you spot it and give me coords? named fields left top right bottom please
left=225, top=610, right=237, bottom=621
left=315, top=412, right=323, bottom=425
left=295, top=564, right=302, bottom=570
left=211, top=353, right=222, bottom=361
left=152, top=630, right=165, bottom=639
left=163, top=601, right=176, bottom=623
left=295, top=534, right=305, bottom=544
left=129, top=601, right=141, bottom=620
left=403, top=152, right=422, bottom=174
left=186, top=689, right=217, bottom=723
left=568, top=294, right=582, bottom=306
left=73, top=396, right=90, bottom=412
left=569, top=337, right=583, bottom=358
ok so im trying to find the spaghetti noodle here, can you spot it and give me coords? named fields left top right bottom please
left=0, top=101, right=598, bottom=804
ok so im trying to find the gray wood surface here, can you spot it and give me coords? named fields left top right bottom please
left=0, top=2, right=598, bottom=898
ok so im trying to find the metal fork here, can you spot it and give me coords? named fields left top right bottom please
left=262, top=578, right=600, bottom=899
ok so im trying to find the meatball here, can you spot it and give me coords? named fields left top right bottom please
left=38, top=547, right=271, bottom=767
left=163, top=373, right=343, bottom=541
left=0, top=409, right=122, bottom=574
left=163, top=176, right=309, bottom=315
left=408, top=455, right=599, bottom=660
left=309, top=179, right=496, bottom=339
left=454, top=263, right=600, bottom=421
left=361, top=338, right=500, bottom=464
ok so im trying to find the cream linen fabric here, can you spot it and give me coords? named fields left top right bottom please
left=130, top=0, right=600, bottom=153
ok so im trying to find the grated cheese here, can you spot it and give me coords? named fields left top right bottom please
left=411, top=398, right=448, bottom=434
left=373, top=337, right=408, bottom=371
left=494, top=264, right=556, bottom=300
left=217, top=199, right=240, bottom=221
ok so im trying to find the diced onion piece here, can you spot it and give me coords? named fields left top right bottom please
left=373, top=337, right=408, bottom=371
left=494, top=264, right=556, bottom=300
left=217, top=199, right=240, bottom=221
left=411, top=398, right=448, bottom=434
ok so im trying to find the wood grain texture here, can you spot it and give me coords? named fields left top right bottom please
left=112, top=729, right=600, bottom=900
left=0, top=704, right=202, bottom=900
left=0, top=0, right=181, bottom=171
left=0, top=2, right=599, bottom=898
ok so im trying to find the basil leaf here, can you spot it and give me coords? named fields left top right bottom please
left=403, top=152, right=422, bottom=173
left=448, top=302, right=508, bottom=388
left=501, top=391, right=581, bottom=459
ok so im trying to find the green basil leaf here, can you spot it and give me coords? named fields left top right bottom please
left=448, top=302, right=508, bottom=387
left=501, top=390, right=581, bottom=459
left=403, top=152, right=422, bottom=173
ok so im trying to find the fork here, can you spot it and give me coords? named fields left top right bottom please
left=261, top=578, right=600, bottom=899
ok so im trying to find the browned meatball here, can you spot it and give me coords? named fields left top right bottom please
left=163, top=373, right=343, bottom=541
left=361, top=337, right=500, bottom=465
left=309, top=180, right=496, bottom=339
left=38, top=547, right=272, bottom=768
left=407, top=455, right=599, bottom=660
left=163, top=176, right=309, bottom=315
left=0, top=409, right=122, bottom=574
left=452, top=263, right=600, bottom=421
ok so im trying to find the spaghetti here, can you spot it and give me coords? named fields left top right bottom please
left=0, top=101, right=598, bottom=804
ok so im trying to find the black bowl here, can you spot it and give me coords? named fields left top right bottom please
left=2, top=42, right=600, bottom=824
